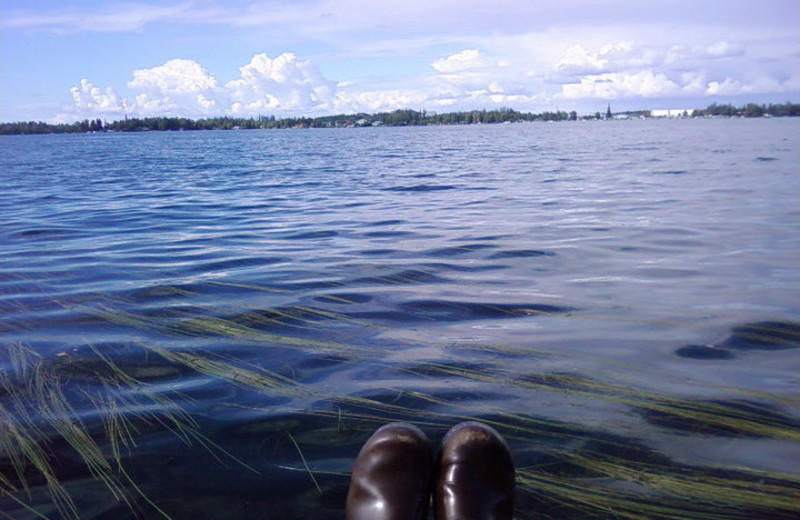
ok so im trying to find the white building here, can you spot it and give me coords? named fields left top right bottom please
left=650, top=109, right=695, bottom=118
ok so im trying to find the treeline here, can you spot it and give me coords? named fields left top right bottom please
left=2, top=102, right=798, bottom=135
left=692, top=102, right=800, bottom=118
left=0, top=108, right=574, bottom=135
left=0, top=116, right=276, bottom=135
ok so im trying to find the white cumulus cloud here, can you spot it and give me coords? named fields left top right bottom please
left=555, top=41, right=663, bottom=77
left=62, top=78, right=125, bottom=120
left=128, top=59, right=218, bottom=93
left=70, top=79, right=122, bottom=111
left=432, top=49, right=489, bottom=73
left=560, top=70, right=683, bottom=99
left=123, top=59, right=220, bottom=116
left=225, top=53, right=336, bottom=113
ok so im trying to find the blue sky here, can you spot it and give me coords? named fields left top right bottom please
left=1, top=0, right=798, bottom=122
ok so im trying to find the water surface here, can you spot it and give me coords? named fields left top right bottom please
left=1, top=118, right=799, bottom=519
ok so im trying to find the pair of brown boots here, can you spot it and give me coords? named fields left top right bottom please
left=345, top=421, right=515, bottom=520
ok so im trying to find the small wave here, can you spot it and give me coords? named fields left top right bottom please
left=720, top=321, right=800, bottom=350
left=424, top=243, right=496, bottom=257
left=313, top=292, right=373, bottom=305
left=422, top=262, right=506, bottom=273
left=366, top=219, right=406, bottom=227
left=354, top=299, right=573, bottom=323
left=355, top=248, right=398, bottom=256
left=9, top=227, right=81, bottom=240
left=489, top=249, right=556, bottom=259
left=636, top=399, right=800, bottom=437
left=354, top=269, right=449, bottom=286
left=282, top=230, right=339, bottom=240
left=382, top=184, right=458, bottom=192
left=363, top=230, right=414, bottom=238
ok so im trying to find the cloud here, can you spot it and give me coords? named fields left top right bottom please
left=225, top=53, right=336, bottom=113
left=428, top=49, right=542, bottom=108
left=123, top=59, right=220, bottom=116
left=552, top=38, right=798, bottom=102
left=559, top=70, right=683, bottom=99
left=555, top=41, right=667, bottom=78
left=59, top=53, right=351, bottom=119
left=129, top=59, right=218, bottom=93
left=62, top=79, right=125, bottom=120
left=331, top=89, right=429, bottom=113
left=704, top=40, right=746, bottom=59
left=706, top=77, right=745, bottom=96
left=431, top=50, right=488, bottom=73
left=55, top=38, right=799, bottom=122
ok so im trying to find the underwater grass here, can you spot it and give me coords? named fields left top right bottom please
left=4, top=286, right=799, bottom=519
left=0, top=343, right=257, bottom=520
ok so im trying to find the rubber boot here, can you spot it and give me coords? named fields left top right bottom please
left=435, top=421, right=515, bottom=520
left=345, top=422, right=433, bottom=520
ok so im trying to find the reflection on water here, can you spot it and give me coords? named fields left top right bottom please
left=2, top=119, right=799, bottom=519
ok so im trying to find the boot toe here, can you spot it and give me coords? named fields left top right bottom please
left=436, top=421, right=515, bottom=520
left=346, top=423, right=433, bottom=520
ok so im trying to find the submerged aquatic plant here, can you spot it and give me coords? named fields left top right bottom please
left=3, top=288, right=799, bottom=519
left=0, top=343, right=254, bottom=520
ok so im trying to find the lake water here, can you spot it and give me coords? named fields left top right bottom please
left=1, top=118, right=799, bottom=519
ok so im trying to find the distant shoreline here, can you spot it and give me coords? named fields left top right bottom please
left=2, top=102, right=798, bottom=135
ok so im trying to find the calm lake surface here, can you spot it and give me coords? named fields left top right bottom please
left=2, top=118, right=799, bottom=519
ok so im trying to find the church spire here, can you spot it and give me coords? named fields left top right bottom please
left=606, top=103, right=612, bottom=119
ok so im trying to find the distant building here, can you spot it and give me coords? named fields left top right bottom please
left=650, top=109, right=695, bottom=118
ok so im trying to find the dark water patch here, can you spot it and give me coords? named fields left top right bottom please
left=756, top=156, right=777, bottom=161
left=8, top=227, right=83, bottom=240
left=636, top=399, right=800, bottom=437
left=282, top=230, right=339, bottom=240
left=653, top=170, right=688, bottom=175
left=334, top=201, right=371, bottom=209
left=353, top=269, right=449, bottom=286
left=277, top=279, right=345, bottom=291
left=720, top=321, right=800, bottom=350
left=675, top=344, right=736, bottom=360
left=365, top=219, right=406, bottom=227
left=421, top=261, right=507, bottom=273
left=313, top=293, right=373, bottom=305
left=380, top=300, right=572, bottom=323
left=355, top=248, right=398, bottom=256
left=458, top=234, right=508, bottom=242
left=488, top=249, right=556, bottom=259
left=424, top=243, right=497, bottom=257
left=363, top=230, right=414, bottom=238
left=382, top=184, right=458, bottom=192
